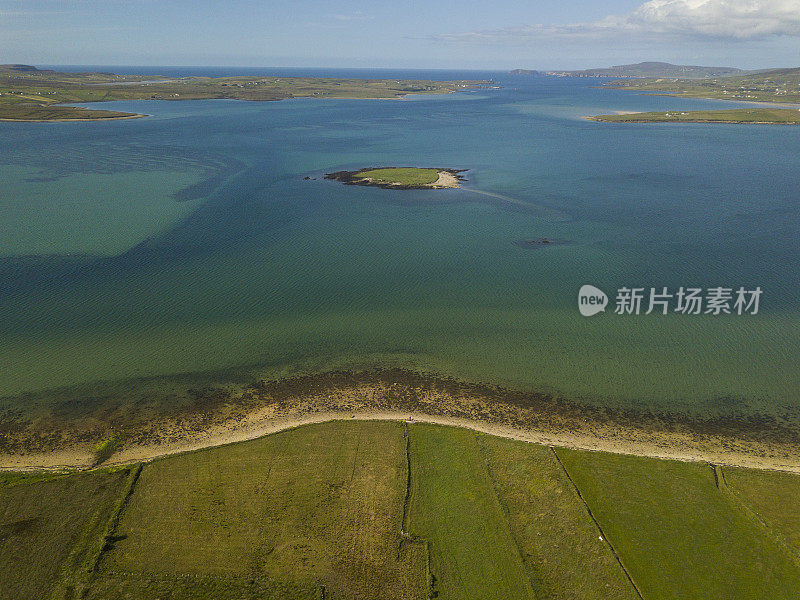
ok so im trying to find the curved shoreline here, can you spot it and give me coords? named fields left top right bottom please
left=4, top=409, right=800, bottom=474
left=2, top=369, right=799, bottom=473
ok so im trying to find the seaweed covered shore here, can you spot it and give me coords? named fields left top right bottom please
left=2, top=368, right=799, bottom=472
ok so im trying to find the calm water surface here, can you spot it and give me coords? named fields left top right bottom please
left=2, top=68, right=799, bottom=416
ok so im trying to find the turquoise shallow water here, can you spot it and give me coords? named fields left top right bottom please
left=1, top=70, right=799, bottom=415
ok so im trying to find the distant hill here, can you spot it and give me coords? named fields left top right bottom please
left=547, top=62, right=743, bottom=78
left=0, top=64, right=41, bottom=72
left=744, top=66, right=800, bottom=80
left=509, top=69, right=542, bottom=76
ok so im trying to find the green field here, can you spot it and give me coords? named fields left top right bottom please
left=355, top=168, right=440, bottom=186
left=476, top=435, right=639, bottom=599
left=0, top=466, right=135, bottom=600
left=724, top=466, right=800, bottom=559
left=0, top=104, right=142, bottom=121
left=2, top=421, right=800, bottom=599
left=589, top=108, right=800, bottom=124
left=556, top=448, right=800, bottom=599
left=0, top=64, right=484, bottom=121
left=98, top=421, right=426, bottom=600
left=604, top=66, right=800, bottom=104
left=406, top=424, right=535, bottom=599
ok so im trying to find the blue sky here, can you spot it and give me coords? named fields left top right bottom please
left=2, top=0, right=799, bottom=70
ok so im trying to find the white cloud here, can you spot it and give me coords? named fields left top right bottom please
left=434, top=0, right=800, bottom=44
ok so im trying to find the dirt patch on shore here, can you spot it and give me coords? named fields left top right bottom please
left=2, top=369, right=800, bottom=473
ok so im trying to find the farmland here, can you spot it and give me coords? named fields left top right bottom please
left=2, top=420, right=800, bottom=599
left=603, top=67, right=800, bottom=104
left=406, top=425, right=534, bottom=599
left=0, top=466, right=134, bottom=600
left=557, top=448, right=800, bottom=599
left=0, top=64, right=485, bottom=121
left=588, top=108, right=800, bottom=124
left=592, top=67, right=800, bottom=124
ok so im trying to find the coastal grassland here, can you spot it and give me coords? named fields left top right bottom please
left=0, top=469, right=71, bottom=487
left=556, top=448, right=800, bottom=600
left=0, top=104, right=142, bottom=121
left=95, top=420, right=428, bottom=600
left=476, top=435, right=639, bottom=600
left=0, top=65, right=485, bottom=120
left=604, top=67, right=800, bottom=103
left=407, top=424, right=536, bottom=600
left=356, top=167, right=440, bottom=186
left=0, top=467, right=133, bottom=600
left=4, top=421, right=800, bottom=599
left=588, top=108, right=800, bottom=124
left=723, top=467, right=800, bottom=558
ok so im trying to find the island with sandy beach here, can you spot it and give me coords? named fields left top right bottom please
left=324, top=166, right=467, bottom=189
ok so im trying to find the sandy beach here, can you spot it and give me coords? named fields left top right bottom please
left=431, top=170, right=460, bottom=188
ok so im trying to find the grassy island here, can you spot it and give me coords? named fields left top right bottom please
left=0, top=64, right=488, bottom=121
left=588, top=108, right=800, bottom=124
left=324, top=166, right=467, bottom=189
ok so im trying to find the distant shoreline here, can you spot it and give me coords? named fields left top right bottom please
left=0, top=65, right=488, bottom=121
left=585, top=107, right=800, bottom=124
left=0, top=112, right=147, bottom=122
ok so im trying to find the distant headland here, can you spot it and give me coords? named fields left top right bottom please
left=546, top=61, right=743, bottom=78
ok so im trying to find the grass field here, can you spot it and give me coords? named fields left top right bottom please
left=589, top=108, right=800, bottom=124
left=406, top=424, right=535, bottom=599
left=0, top=104, right=142, bottom=121
left=355, top=168, right=440, bottom=186
left=96, top=420, right=426, bottom=600
left=3, top=421, right=800, bottom=599
left=0, top=466, right=133, bottom=600
left=604, top=67, right=800, bottom=104
left=724, top=466, right=800, bottom=560
left=476, top=435, right=639, bottom=599
left=556, top=448, right=800, bottom=599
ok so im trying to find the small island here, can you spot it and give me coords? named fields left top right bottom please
left=587, top=108, right=800, bottom=124
left=324, top=167, right=467, bottom=189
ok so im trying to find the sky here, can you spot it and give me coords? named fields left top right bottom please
left=2, top=0, right=799, bottom=70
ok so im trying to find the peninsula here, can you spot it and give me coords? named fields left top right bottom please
left=588, top=108, right=800, bottom=124
left=0, top=64, right=487, bottom=121
left=324, top=167, right=466, bottom=189
left=548, top=61, right=743, bottom=79
left=590, top=66, right=800, bottom=124
left=601, top=66, right=800, bottom=103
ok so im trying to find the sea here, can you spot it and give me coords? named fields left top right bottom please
left=2, top=66, right=798, bottom=418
